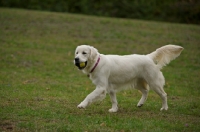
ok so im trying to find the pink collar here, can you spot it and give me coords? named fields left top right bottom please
left=90, top=56, right=100, bottom=73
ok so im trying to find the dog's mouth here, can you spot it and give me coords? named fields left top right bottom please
left=75, top=61, right=87, bottom=70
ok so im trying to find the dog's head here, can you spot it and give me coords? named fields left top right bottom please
left=74, top=45, right=98, bottom=70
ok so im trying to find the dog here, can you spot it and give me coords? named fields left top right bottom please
left=74, top=45, right=183, bottom=112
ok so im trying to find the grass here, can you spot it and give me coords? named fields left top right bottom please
left=0, top=8, right=200, bottom=131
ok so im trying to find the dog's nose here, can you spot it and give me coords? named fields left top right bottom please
left=75, top=57, right=79, bottom=62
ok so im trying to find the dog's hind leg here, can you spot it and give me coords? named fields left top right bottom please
left=153, top=87, right=168, bottom=111
left=108, top=91, right=118, bottom=113
left=148, top=72, right=168, bottom=111
left=136, top=79, right=149, bottom=107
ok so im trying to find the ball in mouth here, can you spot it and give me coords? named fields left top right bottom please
left=75, top=61, right=87, bottom=70
left=79, top=62, right=85, bottom=67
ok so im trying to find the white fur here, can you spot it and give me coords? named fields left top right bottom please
left=74, top=45, right=183, bottom=112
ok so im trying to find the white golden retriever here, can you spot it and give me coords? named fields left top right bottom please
left=74, top=45, right=183, bottom=112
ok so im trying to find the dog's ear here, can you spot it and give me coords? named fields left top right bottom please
left=89, top=46, right=98, bottom=61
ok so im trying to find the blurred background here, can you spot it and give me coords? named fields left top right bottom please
left=0, top=0, right=200, bottom=24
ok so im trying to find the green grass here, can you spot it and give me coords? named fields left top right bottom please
left=0, top=8, right=200, bottom=131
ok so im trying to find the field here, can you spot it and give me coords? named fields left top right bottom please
left=0, top=8, right=200, bottom=131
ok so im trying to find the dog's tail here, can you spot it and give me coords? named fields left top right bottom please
left=147, top=45, right=184, bottom=69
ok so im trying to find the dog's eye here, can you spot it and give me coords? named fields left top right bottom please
left=76, top=52, right=78, bottom=54
left=82, top=52, right=87, bottom=55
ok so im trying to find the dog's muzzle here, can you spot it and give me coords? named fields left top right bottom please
left=74, top=58, right=87, bottom=70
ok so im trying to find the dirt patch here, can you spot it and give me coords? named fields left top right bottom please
left=0, top=121, right=15, bottom=131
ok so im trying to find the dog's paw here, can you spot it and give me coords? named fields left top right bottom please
left=77, top=102, right=87, bottom=109
left=160, top=106, right=168, bottom=111
left=137, top=103, right=143, bottom=107
left=108, top=108, right=118, bottom=113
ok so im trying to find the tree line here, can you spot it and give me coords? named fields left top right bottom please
left=1, top=0, right=199, bottom=24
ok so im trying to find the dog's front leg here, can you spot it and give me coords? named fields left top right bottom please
left=108, top=91, right=118, bottom=112
left=77, top=87, right=106, bottom=109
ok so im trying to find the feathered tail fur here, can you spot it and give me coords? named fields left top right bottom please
left=148, top=45, right=184, bottom=69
